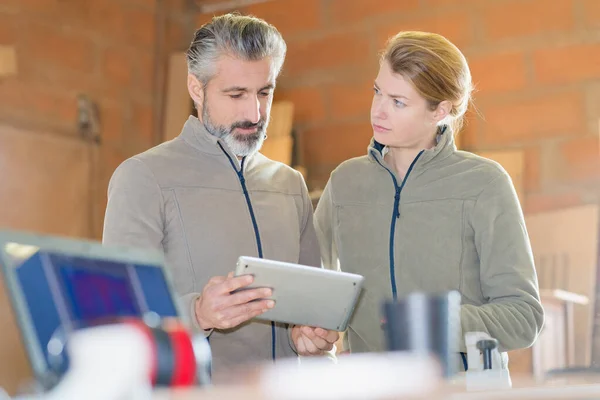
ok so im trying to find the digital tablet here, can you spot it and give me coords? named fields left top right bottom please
left=234, top=256, right=364, bottom=331
left=0, top=230, right=184, bottom=390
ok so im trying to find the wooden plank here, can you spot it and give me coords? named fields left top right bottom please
left=0, top=125, right=92, bottom=237
left=0, top=124, right=92, bottom=395
left=0, top=45, right=17, bottom=77
left=163, top=53, right=192, bottom=142
left=525, top=204, right=600, bottom=366
left=260, top=135, right=293, bottom=165
left=267, top=101, right=294, bottom=139
left=261, top=101, right=295, bottom=165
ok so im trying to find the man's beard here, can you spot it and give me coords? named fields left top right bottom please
left=201, top=98, right=268, bottom=158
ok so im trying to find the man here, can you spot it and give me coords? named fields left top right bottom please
left=102, top=13, right=338, bottom=379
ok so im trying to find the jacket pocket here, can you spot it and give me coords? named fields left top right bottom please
left=394, top=199, right=464, bottom=294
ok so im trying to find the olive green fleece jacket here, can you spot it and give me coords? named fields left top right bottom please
left=314, top=128, right=544, bottom=368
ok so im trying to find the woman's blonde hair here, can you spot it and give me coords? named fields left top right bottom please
left=381, top=31, right=473, bottom=134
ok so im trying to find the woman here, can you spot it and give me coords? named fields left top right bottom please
left=314, top=31, right=543, bottom=369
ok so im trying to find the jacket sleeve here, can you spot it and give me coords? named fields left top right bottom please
left=102, top=158, right=210, bottom=335
left=289, top=172, right=340, bottom=357
left=102, top=157, right=165, bottom=250
left=102, top=158, right=208, bottom=334
left=461, top=170, right=544, bottom=352
left=297, top=171, right=322, bottom=268
left=313, top=178, right=347, bottom=353
left=313, top=179, right=340, bottom=272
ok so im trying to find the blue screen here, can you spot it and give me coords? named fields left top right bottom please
left=57, top=265, right=140, bottom=323
left=16, top=253, right=61, bottom=367
left=14, top=250, right=179, bottom=378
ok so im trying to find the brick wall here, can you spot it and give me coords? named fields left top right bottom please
left=0, top=0, right=193, bottom=238
left=0, top=0, right=597, bottom=227
left=199, top=0, right=600, bottom=214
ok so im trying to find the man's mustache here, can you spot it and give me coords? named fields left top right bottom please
left=231, top=119, right=265, bottom=131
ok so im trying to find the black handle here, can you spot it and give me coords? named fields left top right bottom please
left=476, top=339, right=498, bottom=370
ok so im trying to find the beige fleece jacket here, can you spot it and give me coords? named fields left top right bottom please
left=103, top=116, right=321, bottom=381
left=314, top=128, right=544, bottom=369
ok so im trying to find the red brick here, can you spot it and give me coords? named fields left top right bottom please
left=126, top=7, right=156, bottom=47
left=24, top=22, right=96, bottom=73
left=19, top=59, right=122, bottom=102
left=524, top=147, right=541, bottom=192
left=195, top=12, right=215, bottom=29
left=377, top=12, right=473, bottom=50
left=0, top=0, right=19, bottom=12
left=533, top=44, right=600, bottom=85
left=304, top=121, right=373, bottom=166
left=327, top=80, right=374, bottom=120
left=284, top=32, right=372, bottom=77
left=19, top=0, right=94, bottom=30
left=330, top=0, right=419, bottom=25
left=133, top=50, right=155, bottom=95
left=132, top=102, right=155, bottom=149
left=88, top=1, right=128, bottom=41
left=165, top=18, right=187, bottom=52
left=126, top=0, right=157, bottom=12
left=559, top=136, right=600, bottom=182
left=524, top=192, right=582, bottom=214
left=422, top=0, right=478, bottom=6
left=17, top=0, right=58, bottom=14
left=98, top=100, right=126, bottom=146
left=276, top=86, right=326, bottom=123
left=0, top=80, right=77, bottom=124
left=0, top=12, right=18, bottom=44
left=164, top=0, right=187, bottom=11
left=584, top=0, right=600, bottom=28
left=469, top=52, right=528, bottom=95
left=101, top=47, right=134, bottom=87
left=243, top=0, right=322, bottom=37
left=480, top=91, right=585, bottom=146
left=457, top=110, right=481, bottom=149
left=481, top=0, right=575, bottom=41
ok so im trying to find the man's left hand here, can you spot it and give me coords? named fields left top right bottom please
left=291, top=325, right=339, bottom=356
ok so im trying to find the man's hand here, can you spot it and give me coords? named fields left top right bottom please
left=291, top=325, right=339, bottom=356
left=194, top=273, right=274, bottom=330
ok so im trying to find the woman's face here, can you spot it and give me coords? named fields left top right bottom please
left=371, top=61, right=444, bottom=150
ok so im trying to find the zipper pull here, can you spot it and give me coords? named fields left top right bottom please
left=394, top=188, right=401, bottom=219
left=239, top=157, right=246, bottom=184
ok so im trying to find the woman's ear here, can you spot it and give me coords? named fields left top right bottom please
left=432, top=100, right=452, bottom=124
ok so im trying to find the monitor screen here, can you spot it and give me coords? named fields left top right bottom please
left=8, top=247, right=179, bottom=380
left=54, top=258, right=142, bottom=324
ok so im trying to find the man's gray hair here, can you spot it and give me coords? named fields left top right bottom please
left=186, top=13, right=287, bottom=85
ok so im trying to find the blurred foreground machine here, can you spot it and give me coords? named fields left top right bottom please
left=0, top=230, right=211, bottom=399
left=383, top=291, right=512, bottom=391
left=0, top=230, right=520, bottom=400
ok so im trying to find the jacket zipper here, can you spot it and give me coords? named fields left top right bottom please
left=218, top=143, right=276, bottom=361
left=372, top=150, right=424, bottom=301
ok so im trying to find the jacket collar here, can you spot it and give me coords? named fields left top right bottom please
left=368, top=125, right=456, bottom=170
left=178, top=116, right=252, bottom=169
